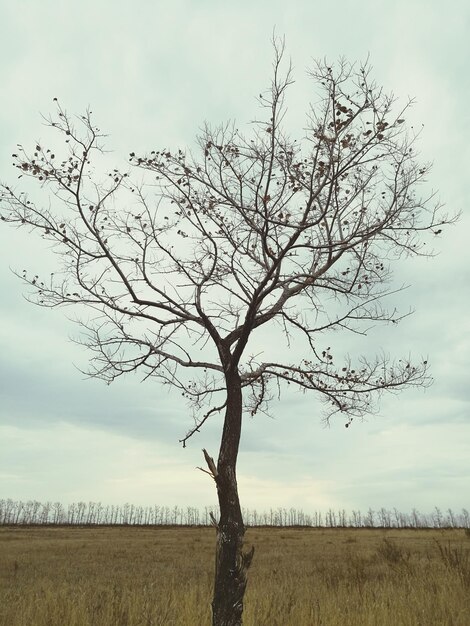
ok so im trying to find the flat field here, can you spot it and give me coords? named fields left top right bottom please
left=0, top=525, right=469, bottom=625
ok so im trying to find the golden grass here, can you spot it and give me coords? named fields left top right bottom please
left=1, top=525, right=469, bottom=625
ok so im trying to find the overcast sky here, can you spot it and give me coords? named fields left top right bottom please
left=0, top=0, right=468, bottom=517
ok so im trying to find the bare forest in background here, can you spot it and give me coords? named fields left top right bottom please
left=1, top=499, right=468, bottom=529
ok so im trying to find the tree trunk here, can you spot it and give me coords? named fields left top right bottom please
left=211, top=369, right=254, bottom=626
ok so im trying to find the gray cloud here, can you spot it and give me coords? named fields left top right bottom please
left=1, top=0, right=469, bottom=513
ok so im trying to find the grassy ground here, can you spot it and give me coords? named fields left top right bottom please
left=0, top=525, right=469, bottom=625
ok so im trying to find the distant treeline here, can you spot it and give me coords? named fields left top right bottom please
left=1, top=499, right=468, bottom=528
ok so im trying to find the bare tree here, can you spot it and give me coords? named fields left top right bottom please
left=0, top=40, right=453, bottom=625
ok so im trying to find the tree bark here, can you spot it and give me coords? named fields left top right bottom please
left=211, top=369, right=254, bottom=626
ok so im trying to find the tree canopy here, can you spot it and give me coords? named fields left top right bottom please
left=1, top=47, right=447, bottom=444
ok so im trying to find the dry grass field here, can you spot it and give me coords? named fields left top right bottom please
left=0, top=525, right=469, bottom=625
